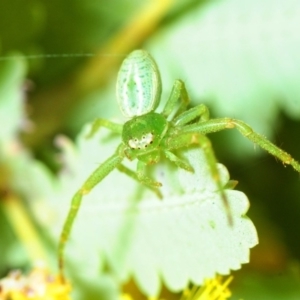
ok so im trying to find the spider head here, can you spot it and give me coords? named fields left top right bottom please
left=122, top=112, right=168, bottom=153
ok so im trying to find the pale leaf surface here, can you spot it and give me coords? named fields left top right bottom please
left=52, top=125, right=258, bottom=296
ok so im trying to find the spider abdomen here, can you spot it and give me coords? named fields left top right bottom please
left=116, top=50, right=162, bottom=117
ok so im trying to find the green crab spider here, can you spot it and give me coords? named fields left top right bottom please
left=58, top=49, right=300, bottom=279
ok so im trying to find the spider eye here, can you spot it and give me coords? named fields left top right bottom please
left=128, top=132, right=154, bottom=149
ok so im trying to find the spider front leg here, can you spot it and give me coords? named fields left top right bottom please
left=86, top=118, right=123, bottom=138
left=164, top=150, right=194, bottom=172
left=58, top=144, right=126, bottom=281
left=162, top=80, right=210, bottom=126
left=117, top=164, right=162, bottom=198
left=162, top=80, right=190, bottom=119
left=181, top=118, right=300, bottom=173
left=137, top=160, right=162, bottom=188
left=172, top=104, right=210, bottom=126
left=165, top=132, right=233, bottom=225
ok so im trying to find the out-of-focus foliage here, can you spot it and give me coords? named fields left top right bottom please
left=0, top=56, right=26, bottom=142
left=231, top=270, right=300, bottom=300
left=0, top=57, right=29, bottom=272
left=0, top=0, right=143, bottom=85
left=0, top=59, right=53, bottom=272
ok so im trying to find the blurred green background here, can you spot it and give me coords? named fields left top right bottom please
left=1, top=0, right=300, bottom=299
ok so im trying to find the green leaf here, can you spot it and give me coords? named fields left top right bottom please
left=52, top=124, right=258, bottom=296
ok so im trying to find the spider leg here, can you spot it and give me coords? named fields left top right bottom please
left=58, top=144, right=126, bottom=281
left=162, top=79, right=210, bottom=126
left=137, top=160, right=162, bottom=188
left=162, top=80, right=190, bottom=119
left=86, top=118, right=123, bottom=138
left=117, top=164, right=162, bottom=198
left=172, top=104, right=210, bottom=126
left=165, top=132, right=233, bottom=226
left=164, top=150, right=194, bottom=172
left=180, top=118, right=300, bottom=173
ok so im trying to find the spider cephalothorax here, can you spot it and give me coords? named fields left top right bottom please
left=122, top=112, right=168, bottom=151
